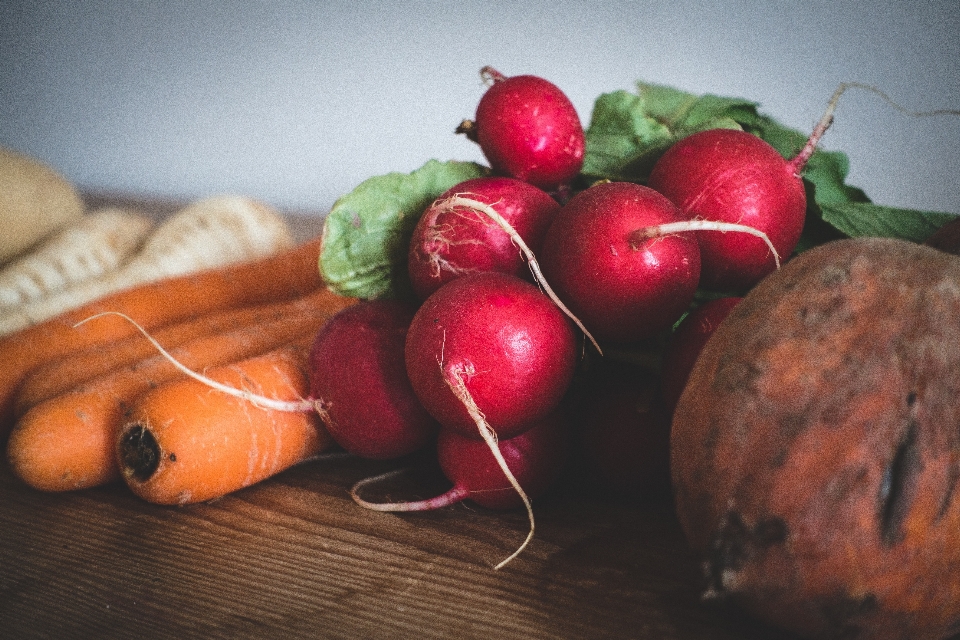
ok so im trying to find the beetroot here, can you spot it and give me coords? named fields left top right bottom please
left=308, top=300, right=439, bottom=460
left=407, top=176, right=560, bottom=300
left=457, top=66, right=585, bottom=191
left=404, top=271, right=578, bottom=440
left=672, top=238, right=960, bottom=639
left=539, top=181, right=701, bottom=345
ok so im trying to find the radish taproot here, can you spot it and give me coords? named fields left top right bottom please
left=407, top=176, right=560, bottom=300
left=307, top=300, right=439, bottom=460
left=404, top=271, right=578, bottom=440
left=539, top=181, right=701, bottom=345
left=352, top=410, right=570, bottom=569
left=456, top=67, right=585, bottom=191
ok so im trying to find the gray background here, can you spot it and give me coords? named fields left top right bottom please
left=2, top=1, right=959, bottom=216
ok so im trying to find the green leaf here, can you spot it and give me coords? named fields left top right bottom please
left=319, top=159, right=489, bottom=299
left=581, top=90, right=673, bottom=181
left=819, top=203, right=956, bottom=243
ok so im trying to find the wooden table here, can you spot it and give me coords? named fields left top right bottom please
left=0, top=194, right=789, bottom=639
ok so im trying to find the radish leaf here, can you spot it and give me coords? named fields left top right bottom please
left=320, top=159, right=489, bottom=300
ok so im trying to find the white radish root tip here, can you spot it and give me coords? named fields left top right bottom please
left=72, top=311, right=315, bottom=413
left=434, top=194, right=603, bottom=355
left=631, top=220, right=781, bottom=271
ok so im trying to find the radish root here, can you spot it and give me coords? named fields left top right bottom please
left=73, top=311, right=315, bottom=413
left=631, top=220, right=782, bottom=270
left=350, top=468, right=470, bottom=511
left=435, top=194, right=603, bottom=355
left=444, top=362, right=535, bottom=570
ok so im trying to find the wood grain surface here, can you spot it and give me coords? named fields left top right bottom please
left=0, top=195, right=791, bottom=640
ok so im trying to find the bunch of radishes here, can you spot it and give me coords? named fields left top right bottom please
left=305, top=66, right=836, bottom=567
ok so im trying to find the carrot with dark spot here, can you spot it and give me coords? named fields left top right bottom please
left=5, top=291, right=350, bottom=492
left=117, top=344, right=333, bottom=505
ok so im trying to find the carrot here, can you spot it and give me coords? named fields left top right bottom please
left=12, top=288, right=348, bottom=417
left=116, top=344, right=333, bottom=505
left=5, top=293, right=350, bottom=492
left=0, top=235, right=325, bottom=433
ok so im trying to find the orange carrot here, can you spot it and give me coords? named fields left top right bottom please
left=5, top=293, right=350, bottom=492
left=116, top=344, right=333, bottom=505
left=0, top=236, right=325, bottom=433
left=12, top=287, right=349, bottom=417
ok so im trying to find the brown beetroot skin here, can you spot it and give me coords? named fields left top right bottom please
left=671, top=237, right=960, bottom=640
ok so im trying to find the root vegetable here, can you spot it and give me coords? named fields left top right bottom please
left=0, top=146, right=85, bottom=262
left=117, top=344, right=332, bottom=505
left=0, top=195, right=294, bottom=336
left=672, top=237, right=960, bottom=640
left=0, top=234, right=325, bottom=433
left=539, top=181, right=701, bottom=344
left=307, top=300, right=439, bottom=460
left=659, top=296, right=741, bottom=415
left=0, top=207, right=154, bottom=306
left=407, top=176, right=560, bottom=300
left=456, top=67, right=585, bottom=191
left=404, top=271, right=578, bottom=440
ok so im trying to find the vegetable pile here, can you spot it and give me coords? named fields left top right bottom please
left=2, top=66, right=958, bottom=637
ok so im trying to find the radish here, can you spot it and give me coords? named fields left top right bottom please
left=407, top=176, right=560, bottom=300
left=659, top=297, right=741, bottom=415
left=647, top=128, right=806, bottom=290
left=404, top=271, right=578, bottom=440
left=307, top=300, right=440, bottom=460
left=353, top=411, right=570, bottom=512
left=456, top=66, right=585, bottom=191
left=351, top=410, right=570, bottom=568
left=539, top=181, right=702, bottom=345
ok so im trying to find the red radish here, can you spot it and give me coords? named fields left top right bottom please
left=648, top=81, right=960, bottom=290
left=647, top=129, right=806, bottom=290
left=404, top=271, right=578, bottom=440
left=308, top=300, right=439, bottom=460
left=353, top=411, right=570, bottom=512
left=539, top=181, right=701, bottom=345
left=659, top=297, right=741, bottom=415
left=351, top=411, right=570, bottom=568
left=456, top=66, right=585, bottom=191
left=578, top=364, right=671, bottom=497
left=407, top=176, right=560, bottom=300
